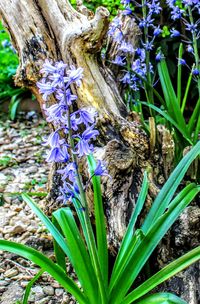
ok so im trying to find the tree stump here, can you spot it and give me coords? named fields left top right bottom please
left=0, top=1, right=199, bottom=303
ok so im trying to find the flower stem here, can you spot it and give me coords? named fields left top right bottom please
left=64, top=84, right=107, bottom=304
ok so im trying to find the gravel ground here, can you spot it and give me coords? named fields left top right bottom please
left=0, top=112, right=76, bottom=304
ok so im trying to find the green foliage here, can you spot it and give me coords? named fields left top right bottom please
left=70, top=0, right=122, bottom=16
left=0, top=21, right=28, bottom=119
left=0, top=143, right=199, bottom=304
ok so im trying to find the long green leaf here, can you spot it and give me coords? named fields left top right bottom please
left=123, top=246, right=200, bottom=304
left=109, top=229, right=144, bottom=294
left=141, top=102, right=192, bottom=145
left=53, top=208, right=98, bottom=304
left=21, top=194, right=71, bottom=258
left=133, top=293, right=187, bottom=304
left=9, top=94, right=22, bottom=120
left=52, top=215, right=66, bottom=271
left=181, top=69, right=193, bottom=113
left=0, top=240, right=86, bottom=304
left=109, top=173, right=148, bottom=288
left=87, top=154, right=108, bottom=287
left=158, top=59, right=188, bottom=135
left=177, top=43, right=183, bottom=105
left=108, top=184, right=196, bottom=299
left=109, top=185, right=200, bottom=304
left=142, top=141, right=200, bottom=233
left=22, top=269, right=44, bottom=304
left=188, top=97, right=200, bottom=136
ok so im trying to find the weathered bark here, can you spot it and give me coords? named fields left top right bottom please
left=0, top=1, right=199, bottom=303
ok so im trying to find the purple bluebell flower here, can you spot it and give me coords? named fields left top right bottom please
left=66, top=66, right=83, bottom=86
left=120, top=72, right=132, bottom=84
left=155, top=52, right=164, bottom=62
left=56, top=88, right=77, bottom=106
left=74, top=126, right=99, bottom=157
left=43, top=130, right=63, bottom=147
left=94, top=160, right=109, bottom=177
left=170, top=29, right=180, bottom=38
left=112, top=55, right=126, bottom=66
left=142, top=41, right=154, bottom=51
left=81, top=125, right=99, bottom=141
left=147, top=0, right=162, bottom=15
left=75, top=139, right=94, bottom=157
left=46, top=147, right=66, bottom=163
left=57, top=162, right=77, bottom=182
left=171, top=6, right=184, bottom=20
left=119, top=41, right=134, bottom=54
left=37, top=79, right=56, bottom=101
left=185, top=23, right=198, bottom=34
left=121, top=0, right=130, bottom=4
left=108, top=17, right=122, bottom=37
left=153, top=27, right=162, bottom=37
left=40, top=59, right=67, bottom=76
left=192, top=68, right=199, bottom=75
left=139, top=15, right=155, bottom=29
left=71, top=108, right=97, bottom=126
left=123, top=7, right=133, bottom=15
left=37, top=60, right=105, bottom=205
left=178, top=58, right=186, bottom=66
left=187, top=45, right=194, bottom=53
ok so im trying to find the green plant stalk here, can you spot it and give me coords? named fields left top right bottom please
left=142, top=0, right=154, bottom=116
left=22, top=269, right=44, bottom=304
left=177, top=43, right=183, bottom=105
left=87, top=155, right=108, bottom=287
left=181, top=67, right=193, bottom=113
left=66, top=93, right=107, bottom=304
left=188, top=6, right=200, bottom=97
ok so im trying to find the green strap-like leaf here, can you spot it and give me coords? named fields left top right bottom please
left=142, top=141, right=200, bottom=233
left=87, top=154, right=108, bottom=288
left=141, top=102, right=192, bottom=145
left=21, top=194, right=71, bottom=258
left=52, top=215, right=66, bottom=271
left=109, top=172, right=148, bottom=289
left=132, top=293, right=187, bottom=304
left=22, top=269, right=44, bottom=304
left=177, top=43, right=183, bottom=105
left=108, top=185, right=200, bottom=304
left=0, top=240, right=86, bottom=304
left=123, top=246, right=200, bottom=304
left=53, top=208, right=98, bottom=304
left=158, top=59, right=188, bottom=134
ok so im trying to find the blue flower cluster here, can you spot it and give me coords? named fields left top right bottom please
left=166, top=0, right=200, bottom=73
left=37, top=60, right=108, bottom=203
left=108, top=0, right=162, bottom=92
left=108, top=0, right=200, bottom=99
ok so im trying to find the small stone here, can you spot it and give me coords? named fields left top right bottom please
left=55, top=288, right=63, bottom=297
left=10, top=224, right=26, bottom=236
left=20, top=281, right=29, bottom=288
left=4, top=268, right=18, bottom=278
left=43, top=285, right=54, bottom=296
left=0, top=286, right=6, bottom=293
left=26, top=166, right=38, bottom=174
left=37, top=297, right=50, bottom=304
left=31, top=285, right=44, bottom=300
left=0, top=280, right=9, bottom=286
left=11, top=205, right=23, bottom=212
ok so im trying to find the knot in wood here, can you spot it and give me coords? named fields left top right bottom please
left=105, top=139, right=136, bottom=171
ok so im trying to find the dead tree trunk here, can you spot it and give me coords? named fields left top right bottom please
left=0, top=1, right=199, bottom=303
